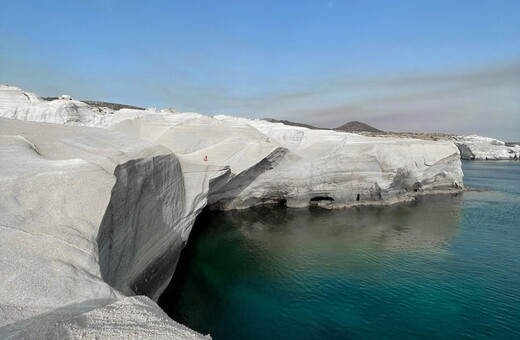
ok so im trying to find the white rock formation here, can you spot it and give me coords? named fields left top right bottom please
left=454, top=135, right=520, bottom=160
left=1, top=296, right=207, bottom=339
left=0, top=84, right=42, bottom=108
left=0, top=85, right=113, bottom=127
left=109, top=113, right=463, bottom=210
left=0, top=84, right=466, bottom=338
left=0, top=118, right=209, bottom=339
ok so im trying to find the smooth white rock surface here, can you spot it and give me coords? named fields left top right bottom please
left=1, top=296, right=209, bottom=339
left=0, top=85, right=42, bottom=108
left=454, top=135, right=519, bottom=160
left=0, top=118, right=208, bottom=339
left=0, top=85, right=113, bottom=127
left=0, top=84, right=467, bottom=338
left=110, top=113, right=463, bottom=210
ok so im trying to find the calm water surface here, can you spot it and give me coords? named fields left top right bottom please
left=159, top=161, right=520, bottom=339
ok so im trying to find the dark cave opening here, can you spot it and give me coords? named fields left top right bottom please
left=157, top=207, right=218, bottom=318
left=309, top=196, right=334, bottom=202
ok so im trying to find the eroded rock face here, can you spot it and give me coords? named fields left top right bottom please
left=109, top=113, right=463, bottom=210
left=454, top=135, right=520, bottom=160
left=98, top=154, right=187, bottom=301
left=0, top=84, right=42, bottom=107
left=0, top=85, right=114, bottom=127
left=0, top=133, right=120, bottom=328
left=0, top=118, right=207, bottom=339
left=0, top=85, right=465, bottom=338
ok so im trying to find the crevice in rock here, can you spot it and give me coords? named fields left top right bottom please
left=156, top=208, right=218, bottom=318
left=97, top=153, right=188, bottom=301
left=309, top=196, right=334, bottom=202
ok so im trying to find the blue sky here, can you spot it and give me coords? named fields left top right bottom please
left=1, top=0, right=519, bottom=139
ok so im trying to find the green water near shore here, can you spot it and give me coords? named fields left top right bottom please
left=159, top=161, right=520, bottom=339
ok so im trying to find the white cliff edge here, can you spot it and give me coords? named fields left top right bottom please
left=454, top=135, right=520, bottom=160
left=0, top=119, right=211, bottom=339
left=1, top=85, right=464, bottom=338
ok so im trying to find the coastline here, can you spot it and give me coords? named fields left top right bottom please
left=0, top=85, right=484, bottom=338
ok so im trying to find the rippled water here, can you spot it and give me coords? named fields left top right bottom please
left=159, top=161, right=520, bottom=339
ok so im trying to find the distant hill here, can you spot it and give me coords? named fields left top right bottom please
left=81, top=100, right=145, bottom=111
left=335, top=121, right=383, bottom=133
left=505, top=142, right=520, bottom=147
left=41, top=97, right=144, bottom=111
left=262, top=118, right=322, bottom=130
left=263, top=118, right=385, bottom=134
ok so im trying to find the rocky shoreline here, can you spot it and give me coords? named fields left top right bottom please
left=355, top=131, right=520, bottom=160
left=263, top=117, right=520, bottom=161
left=0, top=84, right=498, bottom=338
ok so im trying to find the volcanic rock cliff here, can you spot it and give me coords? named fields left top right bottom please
left=0, top=85, right=463, bottom=338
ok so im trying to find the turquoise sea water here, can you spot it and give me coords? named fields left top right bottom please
left=159, top=161, right=520, bottom=339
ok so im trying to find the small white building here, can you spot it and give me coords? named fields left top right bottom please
left=59, top=94, right=72, bottom=100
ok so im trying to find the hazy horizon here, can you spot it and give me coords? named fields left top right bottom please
left=1, top=1, right=519, bottom=140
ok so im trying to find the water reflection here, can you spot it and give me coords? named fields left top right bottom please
left=226, top=193, right=463, bottom=252
left=159, top=193, right=464, bottom=338
left=160, top=162, right=520, bottom=340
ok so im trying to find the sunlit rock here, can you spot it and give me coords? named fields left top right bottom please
left=0, top=85, right=466, bottom=338
left=0, top=85, right=112, bottom=126
left=110, top=113, right=463, bottom=210
left=0, top=118, right=208, bottom=339
left=454, top=135, right=519, bottom=160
